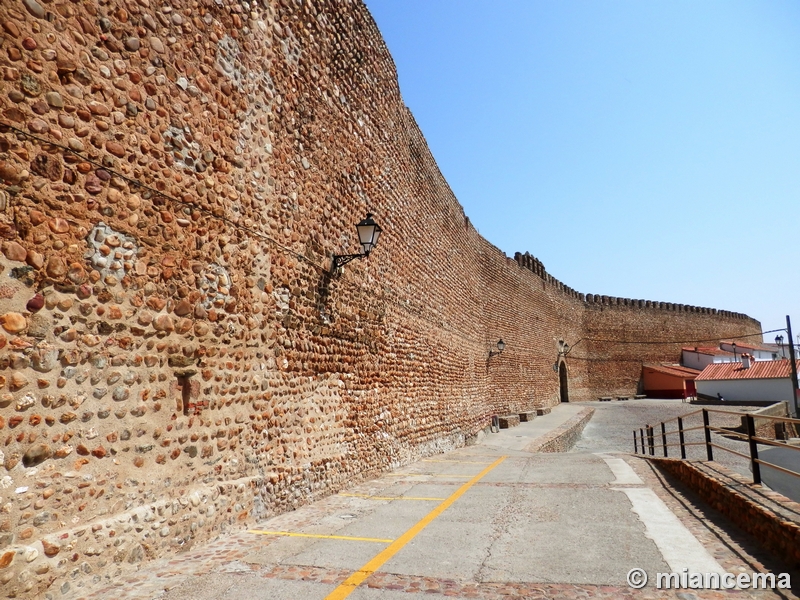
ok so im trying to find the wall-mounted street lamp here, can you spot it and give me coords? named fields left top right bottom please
left=776, top=334, right=785, bottom=357
left=331, top=213, right=383, bottom=272
left=488, top=339, right=505, bottom=358
left=553, top=339, right=570, bottom=371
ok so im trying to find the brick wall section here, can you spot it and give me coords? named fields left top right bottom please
left=0, top=0, right=760, bottom=596
left=581, top=302, right=758, bottom=397
left=525, top=408, right=595, bottom=453
left=650, top=458, right=800, bottom=569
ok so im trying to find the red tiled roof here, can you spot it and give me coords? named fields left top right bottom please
left=720, top=341, right=775, bottom=353
left=681, top=347, right=734, bottom=357
left=695, top=360, right=795, bottom=381
left=643, top=364, right=701, bottom=379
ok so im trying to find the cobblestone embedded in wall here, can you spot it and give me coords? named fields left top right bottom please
left=0, top=0, right=760, bottom=596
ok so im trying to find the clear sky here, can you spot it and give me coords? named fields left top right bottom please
left=364, top=0, right=800, bottom=344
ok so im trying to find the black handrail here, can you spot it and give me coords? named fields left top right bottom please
left=633, top=408, right=800, bottom=487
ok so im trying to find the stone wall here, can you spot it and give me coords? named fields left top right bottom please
left=0, top=0, right=761, bottom=596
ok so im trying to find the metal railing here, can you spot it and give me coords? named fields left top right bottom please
left=633, top=408, right=800, bottom=486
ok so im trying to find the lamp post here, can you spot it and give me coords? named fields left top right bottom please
left=786, top=316, right=799, bottom=418
left=332, top=213, right=383, bottom=271
left=732, top=342, right=737, bottom=363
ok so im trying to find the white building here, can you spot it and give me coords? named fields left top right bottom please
left=682, top=346, right=737, bottom=370
left=694, top=356, right=798, bottom=403
left=719, top=341, right=781, bottom=362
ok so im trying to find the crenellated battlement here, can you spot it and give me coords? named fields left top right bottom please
left=514, top=252, right=755, bottom=322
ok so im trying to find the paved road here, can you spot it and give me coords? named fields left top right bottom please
left=573, top=399, right=762, bottom=477
left=78, top=402, right=797, bottom=600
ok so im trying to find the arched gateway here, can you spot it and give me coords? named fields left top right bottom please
left=559, top=361, right=569, bottom=403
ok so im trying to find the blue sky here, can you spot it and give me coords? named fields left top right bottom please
left=364, top=0, right=800, bottom=343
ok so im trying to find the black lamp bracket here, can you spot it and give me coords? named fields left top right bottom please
left=332, top=252, right=366, bottom=271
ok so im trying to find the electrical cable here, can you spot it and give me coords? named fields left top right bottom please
left=577, top=328, right=785, bottom=346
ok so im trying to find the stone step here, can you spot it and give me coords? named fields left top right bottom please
left=498, top=414, right=521, bottom=429
left=536, top=407, right=552, bottom=416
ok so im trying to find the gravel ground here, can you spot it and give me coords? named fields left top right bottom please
left=570, top=399, right=766, bottom=479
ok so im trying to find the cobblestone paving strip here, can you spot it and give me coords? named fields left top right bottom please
left=255, top=563, right=790, bottom=599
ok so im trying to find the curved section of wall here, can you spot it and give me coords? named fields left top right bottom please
left=0, top=0, right=760, bottom=596
left=512, top=251, right=761, bottom=397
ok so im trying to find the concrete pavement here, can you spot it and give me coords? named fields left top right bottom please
left=77, top=402, right=797, bottom=600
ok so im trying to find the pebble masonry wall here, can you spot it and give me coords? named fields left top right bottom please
left=0, top=0, right=761, bottom=596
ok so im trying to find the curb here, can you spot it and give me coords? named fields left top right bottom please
left=525, top=407, right=595, bottom=453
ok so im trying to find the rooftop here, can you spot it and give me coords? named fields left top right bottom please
left=681, top=346, right=735, bottom=357
left=643, top=363, right=702, bottom=379
left=720, top=341, right=777, bottom=353
left=695, top=360, right=796, bottom=381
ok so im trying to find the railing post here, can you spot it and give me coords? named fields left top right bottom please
left=661, top=422, right=668, bottom=457
left=702, top=409, right=713, bottom=461
left=647, top=425, right=655, bottom=456
left=678, top=417, right=686, bottom=460
left=745, top=414, right=761, bottom=485
left=633, top=430, right=638, bottom=454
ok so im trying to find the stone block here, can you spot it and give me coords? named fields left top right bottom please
left=498, top=415, right=520, bottom=429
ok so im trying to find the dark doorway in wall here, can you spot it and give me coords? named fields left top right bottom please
left=559, top=361, right=569, bottom=403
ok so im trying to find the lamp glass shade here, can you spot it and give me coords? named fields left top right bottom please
left=497, top=339, right=505, bottom=353
left=356, top=213, right=382, bottom=255
left=776, top=335, right=783, bottom=345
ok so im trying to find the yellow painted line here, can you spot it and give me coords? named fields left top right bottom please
left=387, top=473, right=473, bottom=478
left=324, top=455, right=507, bottom=600
left=248, top=530, right=393, bottom=543
left=448, top=454, right=504, bottom=459
left=340, top=494, right=446, bottom=501
left=422, top=459, right=492, bottom=465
